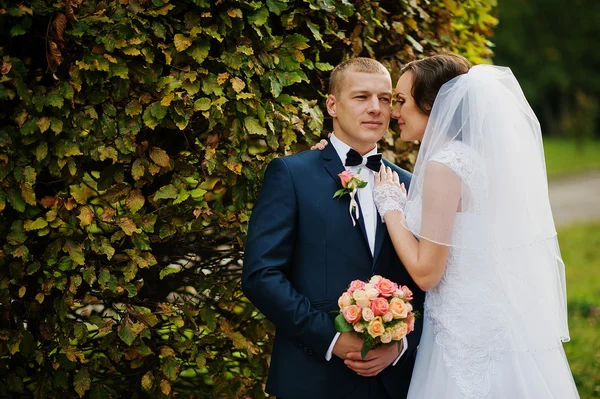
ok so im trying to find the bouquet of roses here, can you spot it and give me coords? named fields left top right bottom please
left=335, top=275, right=416, bottom=358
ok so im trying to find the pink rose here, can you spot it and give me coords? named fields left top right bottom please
left=406, top=312, right=416, bottom=333
left=370, top=297, right=389, bottom=316
left=338, top=170, right=353, bottom=188
left=401, top=285, right=413, bottom=300
left=338, top=292, right=353, bottom=309
left=347, top=280, right=366, bottom=294
left=376, top=278, right=398, bottom=298
left=389, top=298, right=409, bottom=319
left=342, top=305, right=362, bottom=324
left=362, top=307, right=375, bottom=322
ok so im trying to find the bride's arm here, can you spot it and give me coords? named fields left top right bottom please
left=377, top=163, right=461, bottom=291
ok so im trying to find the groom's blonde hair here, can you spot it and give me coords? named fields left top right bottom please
left=328, top=58, right=390, bottom=96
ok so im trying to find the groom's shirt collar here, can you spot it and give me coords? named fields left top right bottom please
left=329, top=132, right=379, bottom=167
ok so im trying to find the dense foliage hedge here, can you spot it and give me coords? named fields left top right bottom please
left=0, top=0, right=496, bottom=397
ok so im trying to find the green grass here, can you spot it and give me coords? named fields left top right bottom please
left=543, top=138, right=600, bottom=179
left=559, top=221, right=600, bottom=398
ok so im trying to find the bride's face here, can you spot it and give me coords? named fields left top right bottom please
left=392, top=72, right=429, bottom=142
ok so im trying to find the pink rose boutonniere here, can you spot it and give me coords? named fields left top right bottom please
left=333, top=169, right=367, bottom=226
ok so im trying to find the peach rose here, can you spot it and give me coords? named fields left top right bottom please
left=348, top=280, right=366, bottom=294
left=376, top=278, right=398, bottom=298
left=342, top=305, right=362, bottom=324
left=390, top=298, right=409, bottom=319
left=406, top=312, right=416, bottom=333
left=354, top=323, right=365, bottom=333
left=401, top=285, right=413, bottom=300
left=362, top=307, right=375, bottom=322
left=338, top=292, right=353, bottom=309
left=370, top=297, right=389, bottom=316
left=369, top=275, right=383, bottom=284
left=383, top=311, right=394, bottom=323
left=381, top=330, right=393, bottom=344
left=352, top=289, right=368, bottom=302
left=391, top=322, right=408, bottom=341
left=367, top=317, right=385, bottom=338
left=338, top=170, right=353, bottom=188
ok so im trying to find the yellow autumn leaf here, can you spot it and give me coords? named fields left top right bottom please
left=19, top=286, right=26, bottom=298
left=236, top=93, right=255, bottom=100
left=230, top=77, right=246, bottom=93
left=160, top=380, right=171, bottom=395
left=227, top=8, right=242, bottom=18
left=148, top=4, right=174, bottom=16
left=224, top=161, right=242, bottom=175
left=141, top=373, right=153, bottom=391
left=122, top=47, right=141, bottom=56
left=174, top=34, right=192, bottom=52
left=37, top=117, right=51, bottom=133
left=103, top=53, right=118, bottom=63
left=78, top=206, right=94, bottom=227
left=217, top=72, right=230, bottom=85
left=116, top=217, right=141, bottom=236
left=160, top=92, right=174, bottom=106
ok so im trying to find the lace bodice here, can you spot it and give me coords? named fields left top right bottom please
left=405, top=142, right=511, bottom=398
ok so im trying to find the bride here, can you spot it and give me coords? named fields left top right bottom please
left=371, top=54, right=580, bottom=398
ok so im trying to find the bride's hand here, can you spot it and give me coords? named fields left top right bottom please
left=375, top=166, right=406, bottom=194
left=374, top=166, right=407, bottom=218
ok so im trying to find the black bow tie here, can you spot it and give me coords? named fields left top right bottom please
left=345, top=148, right=382, bottom=172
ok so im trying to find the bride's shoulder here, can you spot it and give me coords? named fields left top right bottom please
left=429, top=141, right=485, bottom=182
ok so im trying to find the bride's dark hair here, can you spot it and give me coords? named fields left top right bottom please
left=401, top=54, right=471, bottom=116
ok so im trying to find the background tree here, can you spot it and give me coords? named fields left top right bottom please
left=493, top=0, right=600, bottom=142
left=0, top=0, right=496, bottom=397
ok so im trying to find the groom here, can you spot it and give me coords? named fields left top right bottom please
left=242, top=58, right=425, bottom=399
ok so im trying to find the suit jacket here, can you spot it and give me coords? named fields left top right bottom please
left=242, top=142, right=425, bottom=399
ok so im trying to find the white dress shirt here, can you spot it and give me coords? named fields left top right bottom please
left=324, top=133, right=407, bottom=365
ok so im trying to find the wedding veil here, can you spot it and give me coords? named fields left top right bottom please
left=402, top=65, right=570, bottom=350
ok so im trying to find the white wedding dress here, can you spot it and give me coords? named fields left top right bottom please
left=404, top=145, right=580, bottom=399
left=396, top=66, right=580, bottom=399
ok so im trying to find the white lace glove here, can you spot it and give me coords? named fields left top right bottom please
left=374, top=184, right=407, bottom=220
left=374, top=166, right=407, bottom=220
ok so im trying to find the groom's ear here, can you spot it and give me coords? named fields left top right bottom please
left=326, top=94, right=337, bottom=117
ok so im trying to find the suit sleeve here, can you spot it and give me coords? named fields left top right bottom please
left=242, top=157, right=337, bottom=357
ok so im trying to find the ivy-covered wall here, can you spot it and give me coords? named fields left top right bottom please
left=0, top=0, right=496, bottom=397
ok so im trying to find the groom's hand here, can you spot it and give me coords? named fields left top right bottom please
left=344, top=342, right=402, bottom=377
left=332, top=332, right=364, bottom=360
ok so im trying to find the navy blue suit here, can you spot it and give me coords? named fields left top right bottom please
left=243, top=142, right=425, bottom=399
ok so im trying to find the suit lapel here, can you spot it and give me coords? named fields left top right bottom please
left=322, top=142, right=370, bottom=253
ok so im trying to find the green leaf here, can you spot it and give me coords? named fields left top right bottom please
left=51, top=118, right=63, bottom=134
left=35, top=142, right=48, bottom=161
left=126, top=190, right=145, bottom=213
left=248, top=6, right=269, bottom=26
left=10, top=25, right=26, bottom=37
left=334, top=313, right=354, bottom=333
left=162, top=357, right=180, bottom=381
left=73, top=367, right=91, bottom=398
left=125, top=100, right=142, bottom=116
left=149, top=147, right=170, bottom=167
left=118, top=320, right=136, bottom=346
left=361, top=336, right=373, bottom=360
left=266, top=0, right=288, bottom=15
left=131, top=158, right=146, bottom=180
left=154, top=184, right=178, bottom=200
left=244, top=117, right=267, bottom=136
left=200, top=306, right=217, bottom=331
left=64, top=240, right=85, bottom=266
left=193, top=98, right=211, bottom=111
left=24, top=217, right=48, bottom=231
left=7, top=188, right=26, bottom=212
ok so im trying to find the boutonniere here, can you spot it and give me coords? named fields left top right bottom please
left=333, top=169, right=368, bottom=226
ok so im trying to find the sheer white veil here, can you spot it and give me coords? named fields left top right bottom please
left=403, top=65, right=570, bottom=350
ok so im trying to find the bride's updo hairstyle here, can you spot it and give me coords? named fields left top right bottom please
left=401, top=54, right=471, bottom=116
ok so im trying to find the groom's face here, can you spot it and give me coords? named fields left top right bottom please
left=326, top=70, right=392, bottom=154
